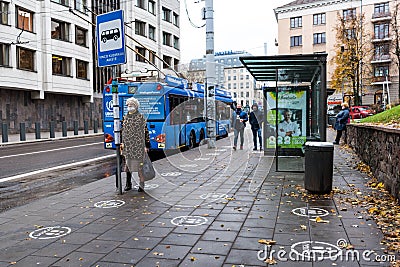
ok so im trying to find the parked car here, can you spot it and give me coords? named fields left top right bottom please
left=349, top=106, right=374, bottom=119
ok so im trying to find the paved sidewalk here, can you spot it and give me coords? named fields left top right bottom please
left=0, top=128, right=397, bottom=267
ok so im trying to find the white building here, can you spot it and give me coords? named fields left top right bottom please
left=0, top=0, right=93, bottom=101
left=122, top=0, right=181, bottom=78
left=0, top=0, right=181, bottom=133
left=188, top=51, right=263, bottom=109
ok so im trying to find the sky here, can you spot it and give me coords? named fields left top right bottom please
left=179, top=0, right=294, bottom=64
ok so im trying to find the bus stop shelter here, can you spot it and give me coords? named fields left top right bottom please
left=240, top=54, right=328, bottom=172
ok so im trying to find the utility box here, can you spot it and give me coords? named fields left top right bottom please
left=304, top=142, right=334, bottom=193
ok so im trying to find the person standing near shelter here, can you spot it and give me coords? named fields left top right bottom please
left=231, top=104, right=248, bottom=150
left=277, top=109, right=301, bottom=137
left=333, top=102, right=350, bottom=145
left=249, top=103, right=263, bottom=151
left=121, top=97, right=150, bottom=192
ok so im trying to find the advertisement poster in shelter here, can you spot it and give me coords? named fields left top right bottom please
left=264, top=87, right=307, bottom=149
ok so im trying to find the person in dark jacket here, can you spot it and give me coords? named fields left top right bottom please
left=249, top=103, right=263, bottom=151
left=121, top=97, right=150, bottom=192
left=231, top=104, right=248, bottom=150
left=333, top=102, right=350, bottom=145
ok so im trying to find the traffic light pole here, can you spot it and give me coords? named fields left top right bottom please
left=205, top=0, right=216, bottom=149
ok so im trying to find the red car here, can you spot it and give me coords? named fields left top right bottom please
left=349, top=106, right=374, bottom=119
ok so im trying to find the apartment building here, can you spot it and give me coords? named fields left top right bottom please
left=0, top=0, right=181, bottom=133
left=275, top=0, right=399, bottom=105
left=119, top=0, right=181, bottom=83
left=187, top=51, right=263, bottom=109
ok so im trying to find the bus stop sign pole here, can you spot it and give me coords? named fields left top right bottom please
left=112, top=76, right=123, bottom=195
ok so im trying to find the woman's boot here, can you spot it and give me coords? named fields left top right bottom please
left=138, top=181, right=145, bottom=192
left=124, top=172, right=132, bottom=191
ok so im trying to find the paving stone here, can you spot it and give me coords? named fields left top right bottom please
left=100, top=248, right=148, bottom=265
left=52, top=251, right=105, bottom=267
left=181, top=253, right=226, bottom=266
left=77, top=239, right=121, bottom=254
left=8, top=255, right=59, bottom=267
left=148, top=244, right=192, bottom=260
left=160, top=233, right=201, bottom=246
left=32, top=242, right=81, bottom=258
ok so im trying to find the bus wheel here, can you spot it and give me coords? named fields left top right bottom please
left=189, top=132, right=196, bottom=149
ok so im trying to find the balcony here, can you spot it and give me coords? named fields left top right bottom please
left=371, top=75, right=391, bottom=85
left=371, top=54, right=391, bottom=64
left=371, top=36, right=391, bottom=43
left=371, top=12, right=391, bottom=22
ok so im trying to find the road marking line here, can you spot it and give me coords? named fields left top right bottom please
left=0, top=154, right=115, bottom=183
left=0, top=142, right=103, bottom=159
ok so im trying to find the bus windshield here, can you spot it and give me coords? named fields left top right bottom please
left=133, top=95, right=165, bottom=121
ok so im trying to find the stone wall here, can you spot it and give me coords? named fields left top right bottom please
left=0, top=89, right=103, bottom=134
left=346, top=124, right=400, bottom=201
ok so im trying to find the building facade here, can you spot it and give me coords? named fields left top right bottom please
left=187, top=51, right=263, bottom=110
left=275, top=0, right=399, bottom=105
left=0, top=0, right=181, bottom=133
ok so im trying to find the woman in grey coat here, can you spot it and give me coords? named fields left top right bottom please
left=122, top=97, right=150, bottom=192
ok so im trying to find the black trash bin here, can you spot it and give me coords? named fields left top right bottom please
left=304, top=142, right=334, bottom=193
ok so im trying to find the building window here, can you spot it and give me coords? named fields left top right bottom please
left=76, top=59, right=88, bottom=79
left=173, top=12, right=179, bottom=27
left=374, top=23, right=389, bottom=39
left=345, top=28, right=356, bottom=39
left=74, top=0, right=87, bottom=13
left=374, top=65, right=389, bottom=77
left=228, top=76, right=231, bottom=81
left=233, top=84, right=237, bottom=89
left=173, top=58, right=179, bottom=71
left=52, top=55, right=71, bottom=76
left=343, top=9, right=355, bottom=20
left=1, top=1, right=9, bottom=25
left=374, top=2, right=389, bottom=15
left=374, top=44, right=390, bottom=60
left=16, top=7, right=33, bottom=32
left=148, top=50, right=155, bottom=64
left=233, top=76, right=236, bottom=80
left=313, top=13, right=325, bottom=25
left=51, top=0, right=69, bottom=6
left=136, top=0, right=146, bottom=10
left=51, top=19, right=70, bottom=41
left=135, top=20, right=146, bottom=36
left=148, top=0, right=155, bottom=15
left=162, top=31, right=172, bottom=46
left=246, top=82, right=249, bottom=88
left=17, top=47, right=35, bottom=71
left=246, top=74, right=249, bottom=79
left=148, top=25, right=155, bottom=40
left=290, top=16, right=302, bottom=28
left=163, top=55, right=172, bottom=69
left=313, top=32, right=326, bottom=44
left=290, top=36, right=302, bottom=47
left=75, top=26, right=87, bottom=46
left=0, top=43, right=10, bottom=66
left=245, top=92, right=249, bottom=97
left=162, top=7, right=171, bottom=22
left=229, top=84, right=232, bottom=90
left=240, top=92, right=243, bottom=97
left=135, top=46, right=146, bottom=62
left=240, top=83, right=244, bottom=89
left=173, top=36, right=179, bottom=50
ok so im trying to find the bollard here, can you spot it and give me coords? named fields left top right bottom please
left=73, top=121, right=78, bottom=135
left=35, top=122, right=41, bottom=139
left=49, top=121, right=55, bottom=138
left=94, top=120, right=98, bottom=133
left=62, top=121, right=67, bottom=137
left=84, top=120, right=89, bottom=134
left=20, top=122, right=26, bottom=141
left=2, top=123, right=8, bottom=143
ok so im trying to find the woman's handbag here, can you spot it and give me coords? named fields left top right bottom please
left=141, top=153, right=155, bottom=181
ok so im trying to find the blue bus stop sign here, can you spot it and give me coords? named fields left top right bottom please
left=96, top=10, right=126, bottom=67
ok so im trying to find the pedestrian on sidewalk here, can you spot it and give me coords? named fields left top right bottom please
left=231, top=103, right=248, bottom=150
left=249, top=103, right=263, bottom=151
left=333, top=102, right=350, bottom=145
left=121, top=97, right=150, bottom=192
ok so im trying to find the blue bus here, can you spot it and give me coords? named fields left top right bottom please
left=103, top=75, right=233, bottom=152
